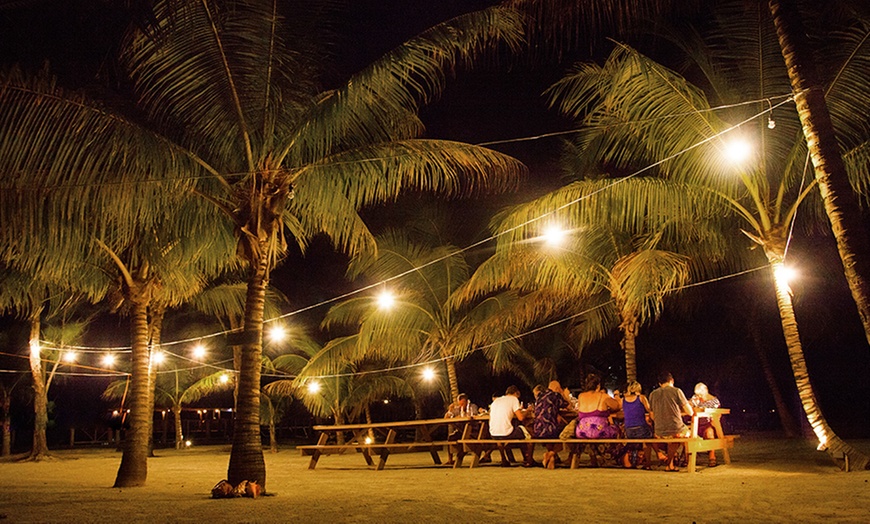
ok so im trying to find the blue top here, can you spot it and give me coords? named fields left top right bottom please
left=622, top=396, right=647, bottom=428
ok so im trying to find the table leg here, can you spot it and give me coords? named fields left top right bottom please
left=308, top=433, right=327, bottom=470
left=712, top=415, right=731, bottom=464
left=376, top=429, right=396, bottom=471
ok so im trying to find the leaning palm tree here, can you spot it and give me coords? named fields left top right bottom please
left=541, top=13, right=869, bottom=468
left=0, top=0, right=525, bottom=488
left=768, top=0, right=870, bottom=347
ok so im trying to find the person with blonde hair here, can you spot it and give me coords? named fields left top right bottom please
left=620, top=380, right=658, bottom=469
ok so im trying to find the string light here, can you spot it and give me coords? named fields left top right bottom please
left=5, top=96, right=793, bottom=385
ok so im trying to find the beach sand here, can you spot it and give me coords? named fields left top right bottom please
left=1, top=435, right=868, bottom=523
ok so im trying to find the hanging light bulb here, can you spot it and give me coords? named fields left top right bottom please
left=767, top=117, right=776, bottom=129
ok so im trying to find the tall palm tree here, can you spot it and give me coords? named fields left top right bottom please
left=540, top=10, right=869, bottom=468
left=0, top=0, right=525, bottom=488
left=768, top=0, right=870, bottom=349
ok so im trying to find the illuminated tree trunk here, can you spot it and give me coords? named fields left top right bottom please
left=619, top=311, right=639, bottom=384
left=172, top=405, right=183, bottom=450
left=28, top=309, right=50, bottom=460
left=769, top=0, right=870, bottom=349
left=227, top=243, right=268, bottom=490
left=444, top=354, right=460, bottom=403
left=147, top=304, right=165, bottom=457
left=768, top=257, right=869, bottom=470
left=748, top=311, right=800, bottom=437
left=114, top=278, right=153, bottom=487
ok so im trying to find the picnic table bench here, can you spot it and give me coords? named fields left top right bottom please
left=297, top=416, right=481, bottom=470
left=458, top=408, right=737, bottom=473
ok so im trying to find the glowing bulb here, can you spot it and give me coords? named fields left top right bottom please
left=774, top=265, right=797, bottom=285
left=724, top=138, right=752, bottom=164
left=62, top=351, right=77, bottom=363
left=219, top=373, right=230, bottom=384
left=268, top=325, right=287, bottom=343
left=191, top=344, right=206, bottom=359
left=377, top=290, right=395, bottom=309
left=185, top=440, right=192, bottom=447
left=767, top=118, right=776, bottom=129
left=151, top=351, right=165, bottom=365
left=421, top=367, right=436, bottom=382
left=307, top=381, right=322, bottom=394
left=364, top=436, right=373, bottom=444
left=542, top=225, right=566, bottom=247
left=102, top=353, right=116, bottom=367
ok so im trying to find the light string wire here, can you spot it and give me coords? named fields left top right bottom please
left=31, top=94, right=793, bottom=354
left=8, top=96, right=796, bottom=383
left=0, top=94, right=792, bottom=193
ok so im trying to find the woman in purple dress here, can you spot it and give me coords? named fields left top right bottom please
left=574, top=374, right=622, bottom=465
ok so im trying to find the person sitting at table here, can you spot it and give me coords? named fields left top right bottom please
left=620, top=380, right=657, bottom=469
left=574, top=374, right=622, bottom=466
left=534, top=380, right=572, bottom=469
left=649, top=371, right=694, bottom=472
left=489, top=385, right=536, bottom=467
left=444, top=393, right=479, bottom=465
left=689, top=382, right=721, bottom=467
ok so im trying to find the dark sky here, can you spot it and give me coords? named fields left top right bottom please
left=2, top=1, right=869, bottom=441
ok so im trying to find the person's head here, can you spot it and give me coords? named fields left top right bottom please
left=694, top=383, right=709, bottom=396
left=626, top=381, right=642, bottom=395
left=532, top=384, right=545, bottom=397
left=582, top=374, right=601, bottom=392
left=547, top=380, right=562, bottom=393
left=457, top=393, right=469, bottom=407
left=505, top=385, right=521, bottom=397
left=657, top=371, right=674, bottom=386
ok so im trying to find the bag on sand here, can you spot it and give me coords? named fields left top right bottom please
left=211, top=480, right=234, bottom=499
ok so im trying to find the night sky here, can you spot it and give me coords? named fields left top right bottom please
left=1, top=1, right=868, bottom=449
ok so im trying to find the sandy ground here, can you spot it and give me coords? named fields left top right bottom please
left=0, top=435, right=868, bottom=523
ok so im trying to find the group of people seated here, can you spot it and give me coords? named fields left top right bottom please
left=445, top=371, right=721, bottom=471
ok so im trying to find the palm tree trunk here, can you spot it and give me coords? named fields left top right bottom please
left=769, top=260, right=869, bottom=470
left=147, top=304, right=165, bottom=457
left=747, top=310, right=800, bottom=437
left=769, top=0, right=870, bottom=349
left=28, top=310, right=50, bottom=460
left=444, top=354, right=460, bottom=403
left=227, top=246, right=268, bottom=490
left=2, top=391, right=12, bottom=456
left=113, top=282, right=153, bottom=487
left=173, top=406, right=183, bottom=449
left=619, top=313, right=639, bottom=384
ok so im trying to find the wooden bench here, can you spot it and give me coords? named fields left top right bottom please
left=297, top=416, right=482, bottom=470
left=456, top=435, right=737, bottom=472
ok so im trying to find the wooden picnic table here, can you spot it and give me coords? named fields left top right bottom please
left=297, top=415, right=486, bottom=470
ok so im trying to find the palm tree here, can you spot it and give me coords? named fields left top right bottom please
left=105, top=368, right=233, bottom=450
left=456, top=218, right=698, bottom=384
left=0, top=0, right=525, bottom=488
left=768, top=0, right=870, bottom=349
left=264, top=337, right=415, bottom=444
left=0, top=266, right=103, bottom=460
left=314, top=228, right=529, bottom=403
left=540, top=7, right=869, bottom=468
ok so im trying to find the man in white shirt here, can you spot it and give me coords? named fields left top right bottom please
left=487, top=385, right=536, bottom=467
